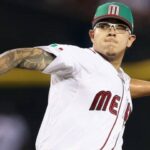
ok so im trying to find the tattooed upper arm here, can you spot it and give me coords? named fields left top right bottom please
left=0, top=47, right=55, bottom=74
left=18, top=48, right=55, bottom=71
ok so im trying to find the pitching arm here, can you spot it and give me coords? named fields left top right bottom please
left=130, top=78, right=150, bottom=98
left=0, top=47, right=55, bottom=74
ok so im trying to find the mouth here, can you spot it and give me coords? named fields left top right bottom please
left=104, top=38, right=117, bottom=43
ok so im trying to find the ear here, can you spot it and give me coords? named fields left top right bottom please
left=127, top=34, right=136, bottom=48
left=89, top=29, right=95, bottom=43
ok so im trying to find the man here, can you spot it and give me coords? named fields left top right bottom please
left=0, top=2, right=150, bottom=150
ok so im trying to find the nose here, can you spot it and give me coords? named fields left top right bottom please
left=108, top=26, right=116, bottom=36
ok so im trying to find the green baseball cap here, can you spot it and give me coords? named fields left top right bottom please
left=92, top=2, right=134, bottom=32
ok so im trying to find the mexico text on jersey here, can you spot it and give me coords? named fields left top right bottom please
left=36, top=44, right=132, bottom=150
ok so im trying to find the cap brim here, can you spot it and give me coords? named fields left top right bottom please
left=92, top=15, right=132, bottom=31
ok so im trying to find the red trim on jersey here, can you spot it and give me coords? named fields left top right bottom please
left=89, top=48, right=110, bottom=61
left=112, top=131, right=121, bottom=150
left=99, top=80, right=125, bottom=150
left=89, top=48, right=110, bottom=62
left=89, top=48, right=96, bottom=53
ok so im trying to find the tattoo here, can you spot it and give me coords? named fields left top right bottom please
left=0, top=48, right=55, bottom=74
left=0, top=49, right=22, bottom=74
left=18, top=48, right=55, bottom=70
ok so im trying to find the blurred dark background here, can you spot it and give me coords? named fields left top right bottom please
left=0, top=0, right=149, bottom=150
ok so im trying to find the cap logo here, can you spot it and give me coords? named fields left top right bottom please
left=108, top=5, right=119, bottom=15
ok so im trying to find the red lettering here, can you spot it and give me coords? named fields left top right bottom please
left=124, top=103, right=131, bottom=122
left=89, top=91, right=111, bottom=111
left=109, top=95, right=121, bottom=115
left=89, top=91, right=121, bottom=116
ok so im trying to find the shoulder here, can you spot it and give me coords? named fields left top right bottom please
left=39, top=43, right=89, bottom=56
left=48, top=43, right=89, bottom=54
left=44, top=43, right=94, bottom=59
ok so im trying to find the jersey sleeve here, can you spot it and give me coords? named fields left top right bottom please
left=38, top=44, right=78, bottom=76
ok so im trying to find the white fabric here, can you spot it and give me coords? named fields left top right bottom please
left=36, top=44, right=132, bottom=150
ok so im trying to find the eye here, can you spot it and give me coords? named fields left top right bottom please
left=116, top=24, right=127, bottom=31
left=99, top=23, right=110, bottom=30
left=97, top=23, right=110, bottom=30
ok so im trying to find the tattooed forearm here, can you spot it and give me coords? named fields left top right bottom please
left=0, top=48, right=55, bottom=74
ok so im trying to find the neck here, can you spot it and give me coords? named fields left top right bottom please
left=109, top=51, right=125, bottom=70
left=110, top=59, right=122, bottom=70
left=97, top=51, right=125, bottom=70
left=92, top=47, right=125, bottom=70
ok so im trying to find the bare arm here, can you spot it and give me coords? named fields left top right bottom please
left=130, top=78, right=150, bottom=99
left=0, top=47, right=55, bottom=74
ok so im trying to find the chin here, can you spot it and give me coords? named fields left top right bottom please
left=106, top=51, right=116, bottom=56
left=105, top=52, right=117, bottom=61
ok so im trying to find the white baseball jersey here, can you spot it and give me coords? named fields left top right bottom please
left=35, top=44, right=133, bottom=150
